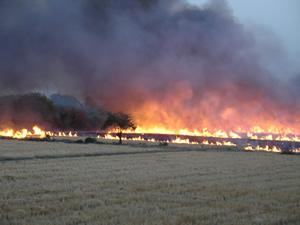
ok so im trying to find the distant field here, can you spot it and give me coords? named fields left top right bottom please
left=0, top=138, right=299, bottom=225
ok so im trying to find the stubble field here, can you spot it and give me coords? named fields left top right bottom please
left=0, top=138, right=299, bottom=224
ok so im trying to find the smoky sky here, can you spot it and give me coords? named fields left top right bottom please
left=0, top=0, right=299, bottom=132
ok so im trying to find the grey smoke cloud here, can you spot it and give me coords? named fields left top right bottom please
left=0, top=0, right=298, bottom=132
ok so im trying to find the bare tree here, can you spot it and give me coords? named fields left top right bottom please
left=101, top=111, right=136, bottom=144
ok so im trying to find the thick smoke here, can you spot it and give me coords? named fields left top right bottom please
left=0, top=0, right=299, bottom=133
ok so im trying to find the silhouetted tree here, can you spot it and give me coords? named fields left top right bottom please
left=101, top=111, right=136, bottom=144
left=57, top=107, right=87, bottom=130
left=0, top=92, right=57, bottom=129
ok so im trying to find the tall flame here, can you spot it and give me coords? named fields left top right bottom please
left=0, top=126, right=78, bottom=139
left=124, top=126, right=300, bottom=142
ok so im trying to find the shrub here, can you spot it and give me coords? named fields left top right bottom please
left=159, top=142, right=168, bottom=146
left=84, top=137, right=97, bottom=143
left=25, top=137, right=52, bottom=142
left=75, top=139, right=84, bottom=144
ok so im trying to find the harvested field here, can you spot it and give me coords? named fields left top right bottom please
left=0, top=139, right=299, bottom=224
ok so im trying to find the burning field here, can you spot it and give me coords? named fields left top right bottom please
left=0, top=0, right=300, bottom=223
left=1, top=125, right=300, bottom=153
left=0, top=0, right=300, bottom=149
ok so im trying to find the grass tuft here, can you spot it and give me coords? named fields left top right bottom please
left=159, top=142, right=168, bottom=146
left=84, top=137, right=97, bottom=144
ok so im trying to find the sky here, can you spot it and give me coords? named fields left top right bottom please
left=188, top=0, right=300, bottom=77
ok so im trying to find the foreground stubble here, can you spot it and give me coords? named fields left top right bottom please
left=0, top=139, right=299, bottom=224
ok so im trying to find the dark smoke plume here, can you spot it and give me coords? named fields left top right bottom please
left=0, top=0, right=299, bottom=133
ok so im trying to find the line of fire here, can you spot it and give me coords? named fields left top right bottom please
left=1, top=1, right=299, bottom=155
left=1, top=125, right=299, bottom=153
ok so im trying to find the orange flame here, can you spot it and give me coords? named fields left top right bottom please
left=0, top=126, right=51, bottom=139
left=0, top=126, right=78, bottom=139
left=125, top=126, right=300, bottom=142
left=98, top=134, right=299, bottom=153
left=1, top=125, right=299, bottom=154
left=247, top=132, right=258, bottom=140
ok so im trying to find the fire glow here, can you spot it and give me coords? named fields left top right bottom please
left=0, top=126, right=51, bottom=139
left=1, top=126, right=300, bottom=153
left=98, top=134, right=236, bottom=146
left=0, top=126, right=77, bottom=139
left=1, top=0, right=300, bottom=153
left=125, top=126, right=300, bottom=143
left=98, top=133, right=300, bottom=153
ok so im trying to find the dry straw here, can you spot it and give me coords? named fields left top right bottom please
left=0, top=139, right=299, bottom=224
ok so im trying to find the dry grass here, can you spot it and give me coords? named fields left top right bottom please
left=0, top=139, right=299, bottom=224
